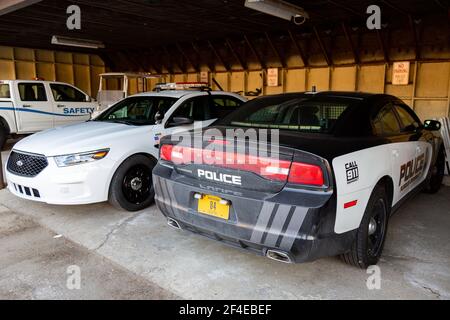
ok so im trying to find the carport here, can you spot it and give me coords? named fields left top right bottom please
left=0, top=0, right=450, bottom=300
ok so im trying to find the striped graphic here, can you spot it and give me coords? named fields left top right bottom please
left=0, top=106, right=90, bottom=117
left=250, top=202, right=309, bottom=251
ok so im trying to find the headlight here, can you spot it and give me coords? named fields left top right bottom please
left=54, top=149, right=110, bottom=167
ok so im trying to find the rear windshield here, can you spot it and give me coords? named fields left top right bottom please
left=218, top=96, right=351, bottom=133
left=0, top=84, right=10, bottom=98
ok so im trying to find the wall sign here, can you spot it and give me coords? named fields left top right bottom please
left=200, top=71, right=209, bottom=83
left=392, top=62, right=410, bottom=85
left=267, top=68, right=279, bottom=87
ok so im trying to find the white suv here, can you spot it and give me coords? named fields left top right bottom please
left=5, top=87, right=246, bottom=211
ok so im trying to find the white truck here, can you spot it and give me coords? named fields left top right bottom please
left=0, top=80, right=98, bottom=149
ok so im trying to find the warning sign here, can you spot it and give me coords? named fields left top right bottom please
left=392, top=62, right=410, bottom=85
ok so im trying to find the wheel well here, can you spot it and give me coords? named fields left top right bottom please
left=0, top=116, right=10, bottom=134
left=376, top=176, right=394, bottom=208
left=135, top=152, right=158, bottom=165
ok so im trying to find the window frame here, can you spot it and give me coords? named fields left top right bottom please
left=371, top=103, right=403, bottom=137
left=50, top=83, right=88, bottom=103
left=18, top=82, right=48, bottom=102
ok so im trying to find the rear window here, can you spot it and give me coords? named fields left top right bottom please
left=220, top=96, right=350, bottom=133
left=0, top=84, right=10, bottom=98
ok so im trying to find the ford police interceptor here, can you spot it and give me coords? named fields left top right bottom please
left=5, top=84, right=246, bottom=211
left=153, top=92, right=445, bottom=268
left=0, top=80, right=98, bottom=150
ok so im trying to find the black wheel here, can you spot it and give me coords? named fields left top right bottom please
left=109, top=155, right=156, bottom=212
left=341, top=185, right=389, bottom=268
left=425, top=148, right=445, bottom=194
left=0, top=124, right=7, bottom=151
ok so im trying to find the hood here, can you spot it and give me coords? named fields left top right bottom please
left=14, top=121, right=149, bottom=156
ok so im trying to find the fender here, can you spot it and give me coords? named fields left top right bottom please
left=0, top=103, right=18, bottom=134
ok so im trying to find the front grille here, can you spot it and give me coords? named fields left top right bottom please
left=7, top=151, right=48, bottom=177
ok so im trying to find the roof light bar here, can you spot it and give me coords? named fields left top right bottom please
left=155, top=82, right=211, bottom=91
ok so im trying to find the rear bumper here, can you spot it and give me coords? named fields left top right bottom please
left=153, top=164, right=356, bottom=263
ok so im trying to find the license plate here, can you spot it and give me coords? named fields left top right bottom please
left=197, top=195, right=230, bottom=220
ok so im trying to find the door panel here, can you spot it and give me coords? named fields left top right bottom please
left=15, top=82, right=53, bottom=132
left=50, top=83, right=94, bottom=127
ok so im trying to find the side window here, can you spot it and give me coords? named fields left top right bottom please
left=0, top=84, right=10, bottom=98
left=211, top=96, right=244, bottom=118
left=50, top=84, right=86, bottom=102
left=171, top=96, right=210, bottom=121
left=18, top=83, right=47, bottom=102
left=395, top=104, right=420, bottom=132
left=372, top=104, right=401, bottom=136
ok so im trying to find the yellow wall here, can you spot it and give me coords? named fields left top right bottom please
left=165, top=62, right=450, bottom=120
left=0, top=46, right=105, bottom=97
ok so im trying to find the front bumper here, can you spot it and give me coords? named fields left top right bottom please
left=5, top=153, right=115, bottom=205
left=153, top=164, right=356, bottom=263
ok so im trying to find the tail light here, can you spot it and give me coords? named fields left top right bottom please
left=160, top=144, right=325, bottom=187
left=288, top=162, right=324, bottom=186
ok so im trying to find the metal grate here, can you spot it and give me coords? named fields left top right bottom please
left=7, top=151, right=48, bottom=178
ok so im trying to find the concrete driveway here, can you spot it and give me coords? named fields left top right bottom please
left=1, top=146, right=450, bottom=300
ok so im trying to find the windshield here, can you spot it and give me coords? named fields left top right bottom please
left=96, top=96, right=177, bottom=125
left=217, top=95, right=351, bottom=134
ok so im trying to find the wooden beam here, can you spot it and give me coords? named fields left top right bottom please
left=409, top=15, right=421, bottom=60
left=342, top=23, right=359, bottom=64
left=0, top=0, right=41, bottom=16
left=288, top=30, right=308, bottom=67
left=208, top=40, right=230, bottom=71
left=313, top=27, right=332, bottom=66
left=176, top=43, right=199, bottom=72
left=161, top=47, right=175, bottom=74
left=225, top=38, right=246, bottom=70
left=244, top=35, right=266, bottom=69
left=265, top=32, right=286, bottom=68
left=376, top=30, right=389, bottom=63
left=192, top=42, right=215, bottom=72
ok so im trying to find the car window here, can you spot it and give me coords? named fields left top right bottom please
left=0, top=84, right=10, bottom=98
left=18, top=83, right=47, bottom=102
left=225, top=98, right=349, bottom=133
left=96, top=96, right=177, bottom=125
left=395, top=104, right=420, bottom=132
left=50, top=84, right=86, bottom=102
left=210, top=96, right=244, bottom=119
left=373, top=104, right=401, bottom=136
left=171, top=96, right=210, bottom=121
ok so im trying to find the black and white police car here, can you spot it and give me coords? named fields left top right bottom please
left=153, top=92, right=445, bottom=268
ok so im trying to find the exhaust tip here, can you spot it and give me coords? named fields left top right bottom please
left=167, top=218, right=181, bottom=230
left=266, top=250, right=292, bottom=264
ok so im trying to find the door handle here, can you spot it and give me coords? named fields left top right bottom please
left=57, top=104, right=66, bottom=108
left=22, top=104, right=32, bottom=108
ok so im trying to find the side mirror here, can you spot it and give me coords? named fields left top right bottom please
left=424, top=120, right=441, bottom=131
left=167, top=117, right=194, bottom=128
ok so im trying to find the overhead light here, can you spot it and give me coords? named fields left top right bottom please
left=51, top=35, right=105, bottom=49
left=244, top=0, right=309, bottom=25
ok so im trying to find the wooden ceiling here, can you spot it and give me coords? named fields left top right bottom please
left=0, top=0, right=448, bottom=71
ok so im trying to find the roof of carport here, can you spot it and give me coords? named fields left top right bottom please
left=0, top=0, right=447, bottom=50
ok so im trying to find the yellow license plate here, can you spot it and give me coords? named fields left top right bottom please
left=198, top=195, right=230, bottom=220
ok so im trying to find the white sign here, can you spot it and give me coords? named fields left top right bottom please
left=200, top=71, right=209, bottom=83
left=392, top=62, right=410, bottom=85
left=267, top=68, right=279, bottom=87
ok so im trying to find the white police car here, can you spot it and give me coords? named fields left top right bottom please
left=5, top=83, right=246, bottom=211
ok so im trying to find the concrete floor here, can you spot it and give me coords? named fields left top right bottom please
left=1, top=146, right=450, bottom=300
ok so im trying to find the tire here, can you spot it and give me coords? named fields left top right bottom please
left=341, top=185, right=390, bottom=269
left=108, top=155, right=156, bottom=212
left=0, top=124, right=7, bottom=151
left=425, top=148, right=445, bottom=194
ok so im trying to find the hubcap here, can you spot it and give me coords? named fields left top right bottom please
left=122, top=164, right=152, bottom=205
left=368, top=218, right=377, bottom=236
left=367, top=198, right=387, bottom=257
left=130, top=177, right=143, bottom=191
